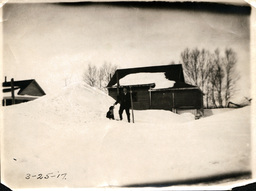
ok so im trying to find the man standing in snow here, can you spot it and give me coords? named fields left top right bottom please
left=115, top=87, right=131, bottom=123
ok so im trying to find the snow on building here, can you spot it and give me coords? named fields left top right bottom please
left=107, top=64, right=204, bottom=114
left=2, top=77, right=46, bottom=106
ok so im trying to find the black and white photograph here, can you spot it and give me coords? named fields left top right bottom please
left=1, top=0, right=255, bottom=190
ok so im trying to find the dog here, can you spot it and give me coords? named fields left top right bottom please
left=106, top=106, right=115, bottom=120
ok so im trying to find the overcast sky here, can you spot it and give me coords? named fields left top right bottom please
left=3, top=3, right=251, bottom=98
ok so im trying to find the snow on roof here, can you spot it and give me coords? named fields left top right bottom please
left=115, top=72, right=175, bottom=89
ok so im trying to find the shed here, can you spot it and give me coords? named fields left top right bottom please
left=107, top=64, right=204, bottom=114
left=2, top=78, right=46, bottom=106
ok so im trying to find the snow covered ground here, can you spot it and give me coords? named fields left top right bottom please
left=1, top=83, right=251, bottom=189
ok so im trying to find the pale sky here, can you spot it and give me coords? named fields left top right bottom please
left=3, top=3, right=251, bottom=98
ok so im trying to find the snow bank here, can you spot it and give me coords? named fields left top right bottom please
left=131, top=109, right=191, bottom=124
left=116, top=72, right=175, bottom=89
left=180, top=112, right=196, bottom=121
left=2, top=83, right=251, bottom=189
left=4, top=82, right=115, bottom=126
left=203, top=108, right=235, bottom=117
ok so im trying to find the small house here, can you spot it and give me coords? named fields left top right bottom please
left=107, top=64, right=204, bottom=115
left=2, top=77, right=46, bottom=106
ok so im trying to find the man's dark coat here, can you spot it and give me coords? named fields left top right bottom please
left=116, top=92, right=131, bottom=109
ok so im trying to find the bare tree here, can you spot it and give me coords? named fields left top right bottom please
left=84, top=62, right=117, bottom=92
left=181, top=48, right=212, bottom=107
left=98, top=62, right=117, bottom=90
left=181, top=48, right=193, bottom=84
left=198, top=49, right=212, bottom=107
left=208, top=64, right=218, bottom=108
left=181, top=48, right=211, bottom=89
left=223, top=48, right=239, bottom=106
left=83, top=63, right=98, bottom=87
left=190, top=48, right=201, bottom=86
left=180, top=47, right=239, bottom=108
left=181, top=48, right=202, bottom=86
left=98, top=66, right=105, bottom=89
left=212, top=49, right=225, bottom=107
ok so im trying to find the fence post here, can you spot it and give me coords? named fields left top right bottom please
left=129, top=86, right=134, bottom=123
left=11, top=78, right=15, bottom=105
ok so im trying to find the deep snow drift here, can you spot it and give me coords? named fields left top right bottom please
left=2, top=83, right=251, bottom=189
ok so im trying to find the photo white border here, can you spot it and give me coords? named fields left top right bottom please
left=0, top=0, right=255, bottom=190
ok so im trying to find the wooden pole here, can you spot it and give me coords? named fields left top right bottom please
left=172, top=92, right=176, bottom=113
left=149, top=88, right=152, bottom=108
left=129, top=86, right=134, bottom=123
left=116, top=71, right=120, bottom=96
left=11, top=78, right=15, bottom=105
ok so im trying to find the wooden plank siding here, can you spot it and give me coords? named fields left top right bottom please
left=151, top=89, right=203, bottom=110
left=132, top=87, right=151, bottom=110
left=2, top=97, right=37, bottom=106
left=108, top=87, right=151, bottom=110
left=171, top=90, right=203, bottom=109
left=151, top=90, right=173, bottom=110
left=108, top=87, right=203, bottom=111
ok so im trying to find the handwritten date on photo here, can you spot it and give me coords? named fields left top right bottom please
left=25, top=172, right=67, bottom=180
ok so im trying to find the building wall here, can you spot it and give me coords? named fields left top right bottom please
left=108, top=87, right=151, bottom=110
left=2, top=97, right=37, bottom=106
left=172, top=90, right=203, bottom=109
left=133, top=87, right=150, bottom=110
left=151, top=89, right=203, bottom=110
left=108, top=87, right=203, bottom=110
left=151, top=90, right=173, bottom=110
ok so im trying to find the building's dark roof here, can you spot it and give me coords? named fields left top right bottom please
left=2, top=79, right=46, bottom=96
left=172, top=81, right=196, bottom=89
left=107, top=64, right=185, bottom=87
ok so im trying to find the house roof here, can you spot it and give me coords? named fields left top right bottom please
left=107, top=64, right=185, bottom=87
left=2, top=79, right=46, bottom=96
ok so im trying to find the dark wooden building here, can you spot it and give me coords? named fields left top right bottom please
left=2, top=78, right=46, bottom=106
left=107, top=64, right=204, bottom=114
